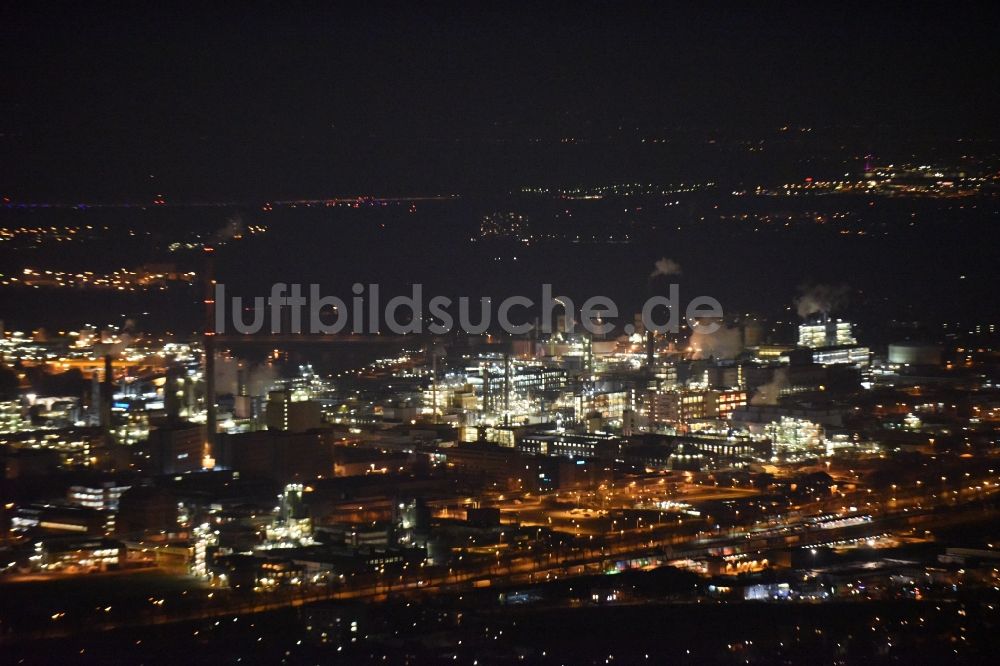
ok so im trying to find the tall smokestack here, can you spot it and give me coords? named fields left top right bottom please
left=165, top=364, right=182, bottom=423
left=503, top=351, right=511, bottom=425
left=101, top=354, right=113, bottom=440
left=236, top=362, right=247, bottom=397
left=203, top=247, right=217, bottom=461
left=431, top=350, right=438, bottom=424
left=646, top=331, right=655, bottom=368
left=90, top=369, right=101, bottom=426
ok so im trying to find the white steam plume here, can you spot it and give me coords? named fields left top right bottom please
left=688, top=319, right=743, bottom=360
left=795, top=284, right=849, bottom=319
left=750, top=368, right=789, bottom=406
left=650, top=257, right=683, bottom=279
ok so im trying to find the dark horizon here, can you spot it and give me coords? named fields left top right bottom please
left=3, top=3, right=1000, bottom=199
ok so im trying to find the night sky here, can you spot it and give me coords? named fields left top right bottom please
left=3, top=2, right=999, bottom=199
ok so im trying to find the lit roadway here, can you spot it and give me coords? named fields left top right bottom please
left=9, top=473, right=1000, bottom=645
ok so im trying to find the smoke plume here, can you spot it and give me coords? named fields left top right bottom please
left=795, top=283, right=849, bottom=319
left=213, top=212, right=245, bottom=244
left=93, top=323, right=135, bottom=358
left=650, top=257, right=683, bottom=279
left=750, top=368, right=789, bottom=406
left=214, top=355, right=279, bottom=397
left=688, top=319, right=742, bottom=360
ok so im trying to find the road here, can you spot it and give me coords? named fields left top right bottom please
left=7, top=478, right=998, bottom=645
